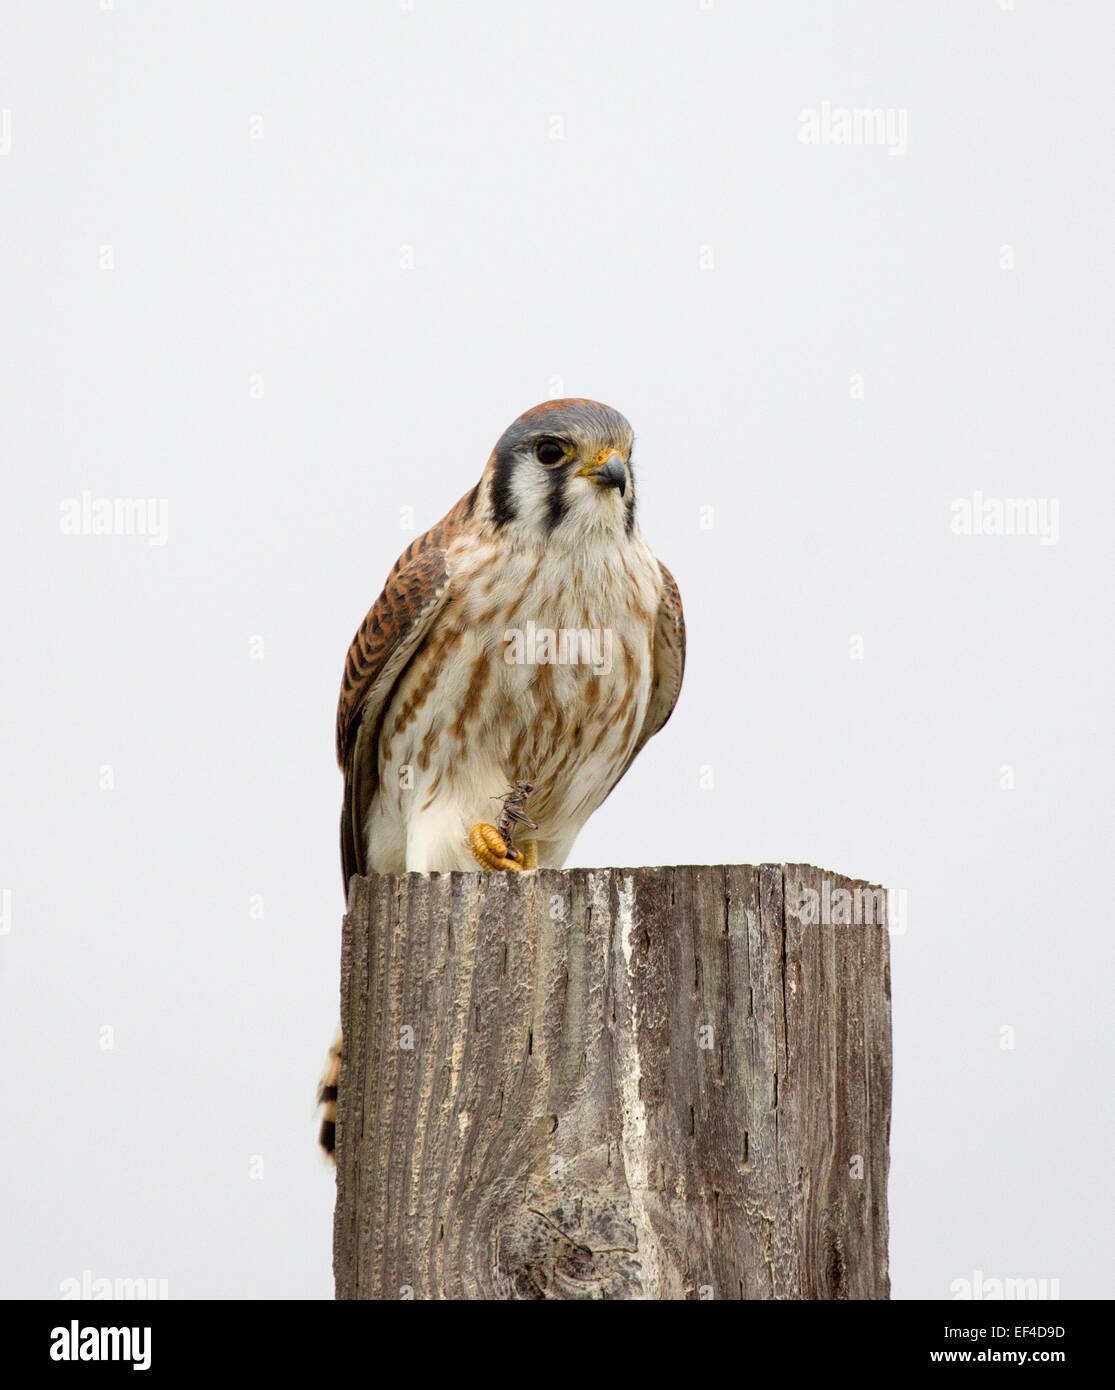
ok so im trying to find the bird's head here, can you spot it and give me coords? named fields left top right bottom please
left=482, top=399, right=636, bottom=549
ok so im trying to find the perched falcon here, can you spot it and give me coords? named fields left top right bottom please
left=317, top=398, right=685, bottom=1154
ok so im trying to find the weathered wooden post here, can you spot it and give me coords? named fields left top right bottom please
left=333, top=863, right=891, bottom=1299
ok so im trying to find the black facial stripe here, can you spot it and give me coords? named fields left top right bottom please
left=490, top=445, right=516, bottom=529
left=463, top=481, right=480, bottom=518
left=545, top=460, right=569, bottom=533
left=624, top=487, right=636, bottom=536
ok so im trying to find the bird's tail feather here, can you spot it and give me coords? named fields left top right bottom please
left=317, top=1033, right=342, bottom=1161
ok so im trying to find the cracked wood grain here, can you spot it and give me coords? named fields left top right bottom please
left=333, top=864, right=891, bottom=1300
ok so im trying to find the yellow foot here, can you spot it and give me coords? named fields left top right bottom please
left=469, top=824, right=538, bottom=871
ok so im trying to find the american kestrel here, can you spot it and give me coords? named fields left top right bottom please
left=318, top=398, right=685, bottom=1155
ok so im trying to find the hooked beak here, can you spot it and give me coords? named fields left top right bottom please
left=584, top=450, right=627, bottom=496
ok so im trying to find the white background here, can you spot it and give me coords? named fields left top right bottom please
left=1, top=0, right=1112, bottom=1299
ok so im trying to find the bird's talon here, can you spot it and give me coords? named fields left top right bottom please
left=469, top=822, right=527, bottom=871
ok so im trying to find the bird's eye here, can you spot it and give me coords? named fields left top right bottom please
left=536, top=438, right=565, bottom=466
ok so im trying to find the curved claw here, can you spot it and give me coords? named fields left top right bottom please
left=469, top=822, right=527, bottom=871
